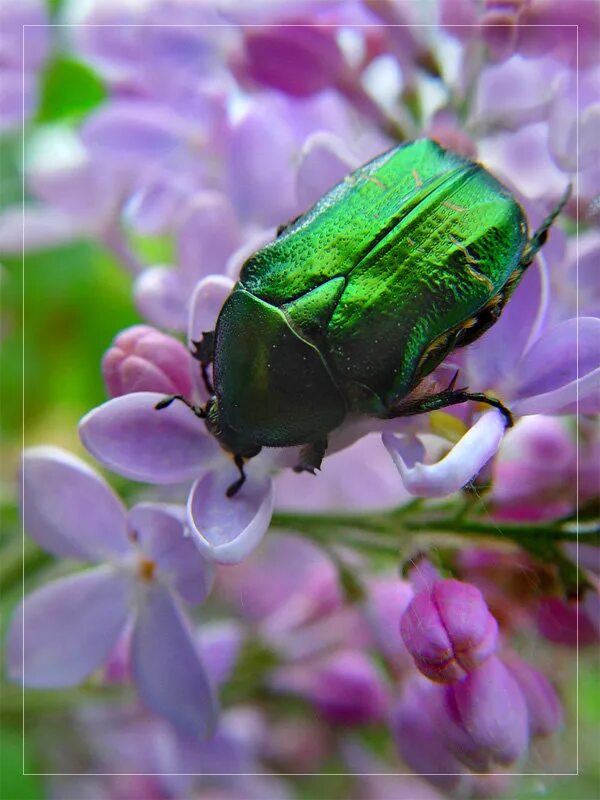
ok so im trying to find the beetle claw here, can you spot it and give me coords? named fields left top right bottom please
left=447, top=368, right=460, bottom=392
left=155, top=394, right=206, bottom=418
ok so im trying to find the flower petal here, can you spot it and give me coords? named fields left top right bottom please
left=21, top=446, right=129, bottom=560
left=81, top=102, right=187, bottom=165
left=200, top=620, right=244, bottom=686
left=382, top=411, right=506, bottom=497
left=442, top=656, right=529, bottom=771
left=188, top=275, right=234, bottom=348
left=6, top=566, right=130, bottom=688
left=128, top=503, right=214, bottom=604
left=133, top=265, right=188, bottom=332
left=131, top=583, right=218, bottom=737
left=295, top=131, right=357, bottom=208
left=226, top=98, right=299, bottom=227
left=79, top=392, right=219, bottom=484
left=465, top=261, right=547, bottom=390
left=177, top=192, right=240, bottom=283
left=512, top=317, right=600, bottom=414
left=0, top=205, right=81, bottom=253
left=187, top=467, right=274, bottom=564
left=274, top=432, right=409, bottom=512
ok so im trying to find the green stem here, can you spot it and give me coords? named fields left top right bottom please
left=272, top=508, right=598, bottom=548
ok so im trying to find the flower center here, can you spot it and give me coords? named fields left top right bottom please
left=138, top=558, right=156, bottom=582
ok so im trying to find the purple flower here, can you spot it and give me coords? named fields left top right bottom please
left=440, top=655, right=529, bottom=772
left=391, top=676, right=472, bottom=794
left=384, top=255, right=599, bottom=499
left=269, top=649, right=389, bottom=726
left=394, top=658, right=530, bottom=776
left=363, top=576, right=414, bottom=671
left=0, top=0, right=50, bottom=131
left=400, top=578, right=498, bottom=683
left=78, top=389, right=276, bottom=565
left=133, top=192, right=242, bottom=330
left=383, top=409, right=507, bottom=499
left=504, top=654, right=563, bottom=737
left=441, top=0, right=599, bottom=68
left=239, top=22, right=346, bottom=97
left=491, top=415, right=579, bottom=521
left=6, top=447, right=218, bottom=737
left=81, top=277, right=275, bottom=565
left=536, top=596, right=600, bottom=647
left=102, top=324, right=193, bottom=398
left=463, top=264, right=600, bottom=417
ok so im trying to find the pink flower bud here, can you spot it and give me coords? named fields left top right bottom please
left=441, top=656, right=529, bottom=772
left=537, top=596, right=599, bottom=647
left=270, top=650, right=388, bottom=726
left=400, top=579, right=498, bottom=682
left=391, top=677, right=469, bottom=794
left=241, top=23, right=345, bottom=97
left=102, top=325, right=192, bottom=398
left=504, top=654, right=563, bottom=737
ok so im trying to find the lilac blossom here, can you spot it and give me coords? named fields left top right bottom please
left=7, top=447, right=218, bottom=737
left=383, top=261, right=600, bottom=498
left=102, top=324, right=193, bottom=398
left=400, top=578, right=499, bottom=682
left=442, top=0, right=600, bottom=68
left=269, top=649, right=389, bottom=726
left=0, top=0, right=50, bottom=131
left=238, top=22, right=346, bottom=97
left=393, top=658, right=530, bottom=779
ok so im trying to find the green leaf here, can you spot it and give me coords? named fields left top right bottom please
left=36, top=56, right=107, bottom=123
left=0, top=732, right=45, bottom=800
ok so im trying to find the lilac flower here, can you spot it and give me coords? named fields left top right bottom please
left=504, top=654, right=563, bottom=737
left=81, top=276, right=276, bottom=565
left=439, top=655, right=529, bottom=772
left=536, top=596, right=600, bottom=647
left=0, top=0, right=50, bottom=131
left=6, top=447, right=218, bottom=737
left=441, top=0, right=599, bottom=68
left=400, top=578, right=499, bottom=683
left=491, top=415, right=580, bottom=521
left=391, top=676, right=474, bottom=794
left=55, top=702, right=291, bottom=800
left=238, top=22, right=346, bottom=97
left=270, top=649, right=389, bottom=726
left=383, top=259, right=600, bottom=499
left=102, top=324, right=193, bottom=398
left=393, top=657, right=530, bottom=778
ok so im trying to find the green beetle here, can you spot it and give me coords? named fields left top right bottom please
left=158, top=139, right=569, bottom=495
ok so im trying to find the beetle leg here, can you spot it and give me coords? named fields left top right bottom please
left=293, top=438, right=328, bottom=475
left=226, top=454, right=247, bottom=498
left=190, top=331, right=215, bottom=395
left=387, top=389, right=513, bottom=428
left=155, top=394, right=207, bottom=419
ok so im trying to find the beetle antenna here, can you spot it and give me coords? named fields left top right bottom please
left=523, top=183, right=572, bottom=264
left=155, top=395, right=207, bottom=419
left=226, top=454, right=246, bottom=498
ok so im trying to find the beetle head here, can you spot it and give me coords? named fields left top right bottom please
left=204, top=397, right=261, bottom=460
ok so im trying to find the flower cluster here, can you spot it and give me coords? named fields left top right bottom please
left=3, top=0, right=599, bottom=796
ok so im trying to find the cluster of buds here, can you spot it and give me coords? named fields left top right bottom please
left=394, top=577, right=562, bottom=780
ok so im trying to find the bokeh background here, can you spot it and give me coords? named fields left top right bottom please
left=1, top=1, right=599, bottom=798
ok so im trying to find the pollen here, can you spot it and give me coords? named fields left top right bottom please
left=138, top=558, right=156, bottom=582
